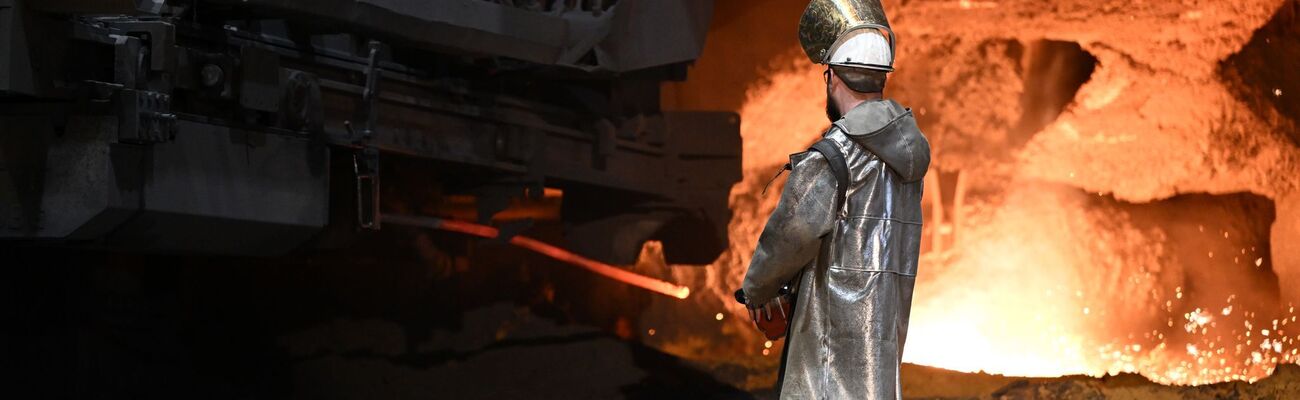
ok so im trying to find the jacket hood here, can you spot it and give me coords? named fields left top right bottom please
left=833, top=99, right=931, bottom=183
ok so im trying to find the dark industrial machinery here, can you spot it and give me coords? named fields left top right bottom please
left=0, top=0, right=740, bottom=264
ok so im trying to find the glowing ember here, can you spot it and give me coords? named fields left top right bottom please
left=1185, top=309, right=1213, bottom=333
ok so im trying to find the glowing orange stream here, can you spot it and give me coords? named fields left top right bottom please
left=383, top=214, right=691, bottom=300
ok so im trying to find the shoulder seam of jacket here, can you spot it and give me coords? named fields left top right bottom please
left=833, top=103, right=913, bottom=139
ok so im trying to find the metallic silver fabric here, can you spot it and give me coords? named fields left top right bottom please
left=743, top=99, right=929, bottom=399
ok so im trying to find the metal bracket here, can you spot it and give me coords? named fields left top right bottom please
left=353, top=147, right=381, bottom=231
left=347, top=41, right=386, bottom=231
left=81, top=79, right=175, bottom=144
left=70, top=18, right=175, bottom=144
left=358, top=40, right=385, bottom=142
left=117, top=87, right=176, bottom=143
left=100, top=19, right=175, bottom=74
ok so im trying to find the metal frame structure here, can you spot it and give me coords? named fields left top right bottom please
left=0, top=0, right=740, bottom=264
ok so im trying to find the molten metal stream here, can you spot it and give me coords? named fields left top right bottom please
left=383, top=214, right=691, bottom=300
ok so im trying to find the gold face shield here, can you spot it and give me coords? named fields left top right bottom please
left=798, top=0, right=897, bottom=71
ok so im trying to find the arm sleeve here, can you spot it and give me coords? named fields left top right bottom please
left=741, top=151, right=838, bottom=304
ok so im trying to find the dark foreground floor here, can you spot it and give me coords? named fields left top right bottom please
left=5, top=244, right=1300, bottom=399
left=279, top=304, right=753, bottom=399
left=1, top=244, right=752, bottom=399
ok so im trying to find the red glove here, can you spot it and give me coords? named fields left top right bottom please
left=738, top=287, right=795, bottom=340
left=739, top=291, right=793, bottom=341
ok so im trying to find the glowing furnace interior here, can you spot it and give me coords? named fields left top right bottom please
left=649, top=0, right=1300, bottom=387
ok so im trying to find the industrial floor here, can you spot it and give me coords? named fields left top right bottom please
left=5, top=243, right=1299, bottom=399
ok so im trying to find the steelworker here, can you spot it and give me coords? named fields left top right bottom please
left=739, top=0, right=931, bottom=398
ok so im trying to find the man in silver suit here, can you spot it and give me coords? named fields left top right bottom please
left=740, top=0, right=931, bottom=398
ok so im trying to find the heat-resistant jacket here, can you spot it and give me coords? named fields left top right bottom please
left=742, top=99, right=930, bottom=399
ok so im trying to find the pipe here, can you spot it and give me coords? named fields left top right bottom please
left=382, top=214, right=691, bottom=300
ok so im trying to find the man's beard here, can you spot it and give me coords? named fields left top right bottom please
left=825, top=85, right=842, bottom=123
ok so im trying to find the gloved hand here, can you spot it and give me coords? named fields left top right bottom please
left=735, top=288, right=793, bottom=340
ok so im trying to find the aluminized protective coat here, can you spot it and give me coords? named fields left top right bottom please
left=743, top=99, right=929, bottom=399
left=798, top=0, right=895, bottom=68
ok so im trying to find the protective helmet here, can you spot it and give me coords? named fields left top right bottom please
left=798, top=0, right=897, bottom=72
